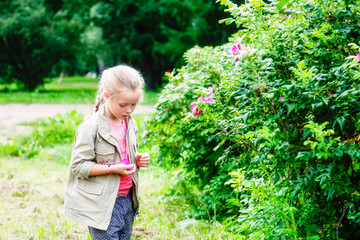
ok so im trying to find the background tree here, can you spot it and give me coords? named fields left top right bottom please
left=0, top=0, right=236, bottom=91
left=0, top=0, right=83, bottom=90
left=64, top=0, right=237, bottom=89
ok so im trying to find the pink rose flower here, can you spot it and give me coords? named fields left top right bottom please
left=203, top=97, right=213, bottom=103
left=230, top=44, right=248, bottom=55
left=190, top=102, right=202, bottom=116
left=279, top=96, right=285, bottom=100
left=230, top=43, right=249, bottom=62
left=190, top=102, right=197, bottom=112
left=193, top=109, right=202, bottom=116
left=231, top=44, right=241, bottom=55
left=208, top=87, right=214, bottom=95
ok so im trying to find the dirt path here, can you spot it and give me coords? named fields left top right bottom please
left=0, top=104, right=155, bottom=144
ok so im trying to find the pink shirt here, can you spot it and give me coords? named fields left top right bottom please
left=107, top=120, right=133, bottom=196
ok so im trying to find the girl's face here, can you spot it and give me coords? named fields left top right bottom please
left=104, top=88, right=141, bottom=123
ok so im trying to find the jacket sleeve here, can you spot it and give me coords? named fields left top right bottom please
left=70, top=122, right=96, bottom=180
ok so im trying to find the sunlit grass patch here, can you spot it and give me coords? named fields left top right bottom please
left=0, top=76, right=161, bottom=105
left=0, top=157, right=89, bottom=239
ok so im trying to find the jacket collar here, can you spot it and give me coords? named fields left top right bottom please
left=96, top=103, right=132, bottom=149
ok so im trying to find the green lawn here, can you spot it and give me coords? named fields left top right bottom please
left=0, top=156, right=231, bottom=240
left=0, top=76, right=161, bottom=105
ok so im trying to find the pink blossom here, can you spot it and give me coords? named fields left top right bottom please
left=193, top=109, right=201, bottom=116
left=190, top=102, right=197, bottom=112
left=231, top=44, right=241, bottom=55
left=230, top=44, right=248, bottom=55
left=285, top=9, right=292, bottom=12
left=197, top=96, right=213, bottom=103
left=190, top=94, right=214, bottom=116
left=357, top=53, right=360, bottom=61
left=190, top=102, right=202, bottom=116
left=230, top=44, right=248, bottom=62
left=198, top=96, right=213, bottom=103
left=279, top=14, right=290, bottom=19
left=279, top=96, right=285, bottom=100
left=208, top=87, right=214, bottom=95
left=203, top=97, right=213, bottom=103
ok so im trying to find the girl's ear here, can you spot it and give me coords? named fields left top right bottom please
left=103, top=91, right=109, bottom=99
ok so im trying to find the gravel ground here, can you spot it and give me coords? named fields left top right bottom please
left=0, top=104, right=155, bottom=144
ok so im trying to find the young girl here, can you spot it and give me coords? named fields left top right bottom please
left=64, top=65, right=150, bottom=240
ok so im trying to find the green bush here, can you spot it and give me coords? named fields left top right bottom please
left=0, top=111, right=83, bottom=162
left=145, top=0, right=360, bottom=238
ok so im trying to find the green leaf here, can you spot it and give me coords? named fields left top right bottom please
left=286, top=103, right=296, bottom=115
left=334, top=117, right=346, bottom=131
left=303, top=127, right=312, bottom=139
left=327, top=188, right=335, bottom=200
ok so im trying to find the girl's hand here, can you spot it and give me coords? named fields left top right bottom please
left=112, top=163, right=136, bottom=176
left=136, top=153, right=150, bottom=167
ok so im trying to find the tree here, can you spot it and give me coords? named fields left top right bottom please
left=66, top=0, right=237, bottom=89
left=0, top=0, right=83, bottom=90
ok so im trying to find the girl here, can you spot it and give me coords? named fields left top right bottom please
left=64, top=65, right=150, bottom=240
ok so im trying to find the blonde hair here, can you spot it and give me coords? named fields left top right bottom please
left=94, top=65, right=145, bottom=112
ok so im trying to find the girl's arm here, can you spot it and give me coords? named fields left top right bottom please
left=89, top=163, right=136, bottom=176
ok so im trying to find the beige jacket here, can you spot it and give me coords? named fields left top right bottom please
left=63, top=104, right=140, bottom=230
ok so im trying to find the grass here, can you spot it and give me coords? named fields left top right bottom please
left=0, top=76, right=161, bottom=106
left=0, top=112, right=235, bottom=239
left=0, top=156, right=233, bottom=240
left=0, top=156, right=89, bottom=240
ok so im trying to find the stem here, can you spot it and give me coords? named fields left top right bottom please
left=336, top=205, right=347, bottom=240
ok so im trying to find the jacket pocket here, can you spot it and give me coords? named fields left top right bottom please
left=78, top=180, right=104, bottom=195
left=95, top=141, right=115, bottom=163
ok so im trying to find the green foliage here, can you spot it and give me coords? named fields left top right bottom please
left=145, top=0, right=360, bottom=238
left=64, top=0, right=236, bottom=89
left=0, top=0, right=235, bottom=90
left=0, top=0, right=84, bottom=90
left=0, top=111, right=83, bottom=162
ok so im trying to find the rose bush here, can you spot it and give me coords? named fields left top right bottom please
left=145, top=0, right=360, bottom=238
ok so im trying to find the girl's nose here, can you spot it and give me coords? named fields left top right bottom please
left=125, top=105, right=133, bottom=113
